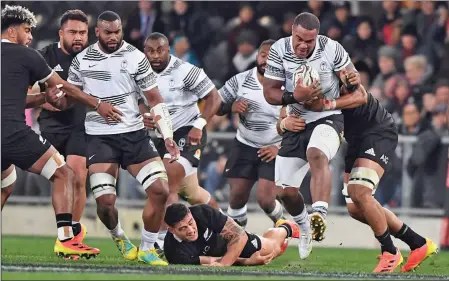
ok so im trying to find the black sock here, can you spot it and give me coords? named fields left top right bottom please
left=375, top=228, right=397, bottom=254
left=56, top=213, right=73, bottom=242
left=278, top=223, right=293, bottom=238
left=72, top=222, right=82, bottom=237
left=392, top=224, right=426, bottom=250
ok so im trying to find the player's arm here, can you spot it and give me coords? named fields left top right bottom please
left=331, top=41, right=360, bottom=91
left=138, top=97, right=156, bottom=129
left=217, top=75, right=247, bottom=116
left=25, top=86, right=46, bottom=108
left=216, top=217, right=248, bottom=266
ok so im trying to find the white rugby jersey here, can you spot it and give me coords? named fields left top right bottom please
left=68, top=41, right=157, bottom=135
left=265, top=35, right=350, bottom=123
left=141, top=55, right=215, bottom=132
left=219, top=67, right=282, bottom=148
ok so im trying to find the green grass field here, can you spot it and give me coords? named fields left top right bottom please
left=2, top=235, right=449, bottom=280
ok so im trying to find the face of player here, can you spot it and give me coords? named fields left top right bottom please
left=169, top=213, right=199, bottom=242
left=291, top=24, right=317, bottom=58
left=96, top=20, right=123, bottom=53
left=144, top=38, right=170, bottom=73
left=256, top=44, right=272, bottom=76
left=60, top=20, right=88, bottom=56
left=12, top=23, right=33, bottom=46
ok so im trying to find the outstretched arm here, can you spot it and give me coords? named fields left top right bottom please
left=216, top=217, right=248, bottom=266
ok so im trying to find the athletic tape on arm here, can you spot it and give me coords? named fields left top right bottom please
left=136, top=160, right=168, bottom=190
left=150, top=103, right=173, bottom=140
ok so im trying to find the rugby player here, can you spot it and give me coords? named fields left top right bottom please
left=217, top=39, right=289, bottom=228
left=1, top=5, right=121, bottom=258
left=140, top=32, right=221, bottom=248
left=163, top=203, right=298, bottom=266
left=66, top=11, right=179, bottom=265
left=36, top=9, right=90, bottom=243
left=284, top=84, right=438, bottom=272
left=263, top=12, right=359, bottom=259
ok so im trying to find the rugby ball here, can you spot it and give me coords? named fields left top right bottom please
left=293, top=64, right=320, bottom=87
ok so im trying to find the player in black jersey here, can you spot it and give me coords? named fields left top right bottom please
left=288, top=84, right=437, bottom=272
left=1, top=5, right=120, bottom=259
left=163, top=203, right=299, bottom=266
left=34, top=9, right=90, bottom=245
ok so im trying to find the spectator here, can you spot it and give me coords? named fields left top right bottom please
left=399, top=103, right=423, bottom=135
left=322, top=1, right=357, bottom=40
left=435, top=79, right=449, bottom=106
left=421, top=93, right=437, bottom=126
left=342, top=17, right=381, bottom=74
left=279, top=12, right=296, bottom=38
left=167, top=1, right=210, bottom=59
left=305, top=0, right=331, bottom=23
left=370, top=45, right=399, bottom=95
left=171, top=35, right=200, bottom=67
left=124, top=1, right=165, bottom=51
left=227, top=4, right=268, bottom=62
left=377, top=0, right=402, bottom=45
left=404, top=55, right=434, bottom=105
left=384, top=75, right=412, bottom=119
left=226, top=30, right=258, bottom=80
left=407, top=104, right=449, bottom=208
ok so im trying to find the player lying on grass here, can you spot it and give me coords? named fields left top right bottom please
left=163, top=203, right=299, bottom=266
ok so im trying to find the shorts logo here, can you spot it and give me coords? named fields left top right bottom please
left=251, top=239, right=258, bottom=248
left=178, top=138, right=186, bottom=151
left=365, top=148, right=375, bottom=157
left=149, top=141, right=157, bottom=152
left=380, top=154, right=389, bottom=165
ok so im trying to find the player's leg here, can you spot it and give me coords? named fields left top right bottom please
left=227, top=178, right=255, bottom=228
left=1, top=164, right=16, bottom=210
left=306, top=119, right=343, bottom=242
left=65, top=131, right=88, bottom=242
left=345, top=158, right=403, bottom=272
left=178, top=172, right=220, bottom=209
left=256, top=178, right=284, bottom=225
left=275, top=155, right=312, bottom=259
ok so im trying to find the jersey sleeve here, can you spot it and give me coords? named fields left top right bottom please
left=218, top=74, right=239, bottom=104
left=67, top=56, right=83, bottom=86
left=264, top=41, right=285, bottom=81
left=26, top=48, right=53, bottom=84
left=183, top=65, right=215, bottom=99
left=134, top=52, right=158, bottom=92
left=329, top=39, right=351, bottom=71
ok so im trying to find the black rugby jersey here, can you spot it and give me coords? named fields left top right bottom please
left=343, top=92, right=395, bottom=139
left=164, top=204, right=228, bottom=265
left=38, top=42, right=85, bottom=133
left=1, top=42, right=52, bottom=138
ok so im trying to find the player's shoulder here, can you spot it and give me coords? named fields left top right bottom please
left=38, top=42, right=58, bottom=57
left=73, top=43, right=94, bottom=61
left=271, top=36, right=291, bottom=54
left=318, top=35, right=344, bottom=53
left=121, top=41, right=144, bottom=59
left=235, top=68, right=255, bottom=85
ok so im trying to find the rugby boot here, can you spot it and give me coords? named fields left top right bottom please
left=401, top=238, right=438, bottom=272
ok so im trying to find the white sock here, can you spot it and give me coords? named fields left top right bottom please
left=72, top=221, right=80, bottom=225
left=312, top=201, right=328, bottom=219
left=266, top=200, right=284, bottom=224
left=292, top=205, right=310, bottom=234
left=156, top=230, right=167, bottom=249
left=57, top=226, right=74, bottom=241
left=227, top=205, right=248, bottom=227
left=140, top=228, right=158, bottom=252
left=108, top=221, right=125, bottom=239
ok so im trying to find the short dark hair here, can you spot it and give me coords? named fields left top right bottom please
left=293, top=12, right=320, bottom=32
left=259, top=39, right=275, bottom=50
left=164, top=203, right=190, bottom=227
left=1, top=5, right=37, bottom=32
left=97, top=11, right=121, bottom=24
left=60, top=10, right=88, bottom=27
left=145, top=32, right=169, bottom=44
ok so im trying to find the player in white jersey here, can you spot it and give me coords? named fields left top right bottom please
left=217, top=40, right=289, bottom=229
left=67, top=11, right=179, bottom=265
left=263, top=12, right=360, bottom=259
left=139, top=32, right=222, bottom=249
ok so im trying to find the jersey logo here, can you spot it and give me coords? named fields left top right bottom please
left=120, top=60, right=128, bottom=74
left=320, top=61, right=329, bottom=71
left=53, top=64, right=63, bottom=72
left=203, top=228, right=213, bottom=241
left=88, top=64, right=98, bottom=68
left=380, top=154, right=389, bottom=165
left=169, top=78, right=175, bottom=87
left=365, top=148, right=376, bottom=157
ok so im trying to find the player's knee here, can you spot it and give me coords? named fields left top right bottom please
left=346, top=202, right=364, bottom=221
left=136, top=160, right=168, bottom=191
left=54, top=165, right=75, bottom=186
left=347, top=167, right=379, bottom=205
left=306, top=148, right=328, bottom=168
left=347, top=184, right=372, bottom=205
left=150, top=181, right=169, bottom=204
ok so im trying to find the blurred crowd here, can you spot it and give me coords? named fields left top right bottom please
left=5, top=1, right=449, bottom=209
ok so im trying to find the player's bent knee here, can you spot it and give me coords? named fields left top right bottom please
left=42, top=152, right=66, bottom=180
left=90, top=173, right=117, bottom=199
left=347, top=167, right=379, bottom=203
left=307, top=124, right=340, bottom=162
left=136, top=160, right=168, bottom=190
left=1, top=166, right=16, bottom=189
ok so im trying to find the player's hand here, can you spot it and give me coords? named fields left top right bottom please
left=45, top=84, right=66, bottom=104
left=96, top=101, right=123, bottom=124
left=206, top=261, right=226, bottom=267
left=143, top=113, right=156, bottom=129
left=231, top=100, right=248, bottom=113
left=258, top=145, right=279, bottom=162
left=188, top=127, right=202, bottom=146
left=250, top=251, right=274, bottom=265
left=282, top=115, right=306, bottom=132
left=294, top=78, right=322, bottom=102
left=340, top=69, right=360, bottom=89
left=164, top=138, right=180, bottom=163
